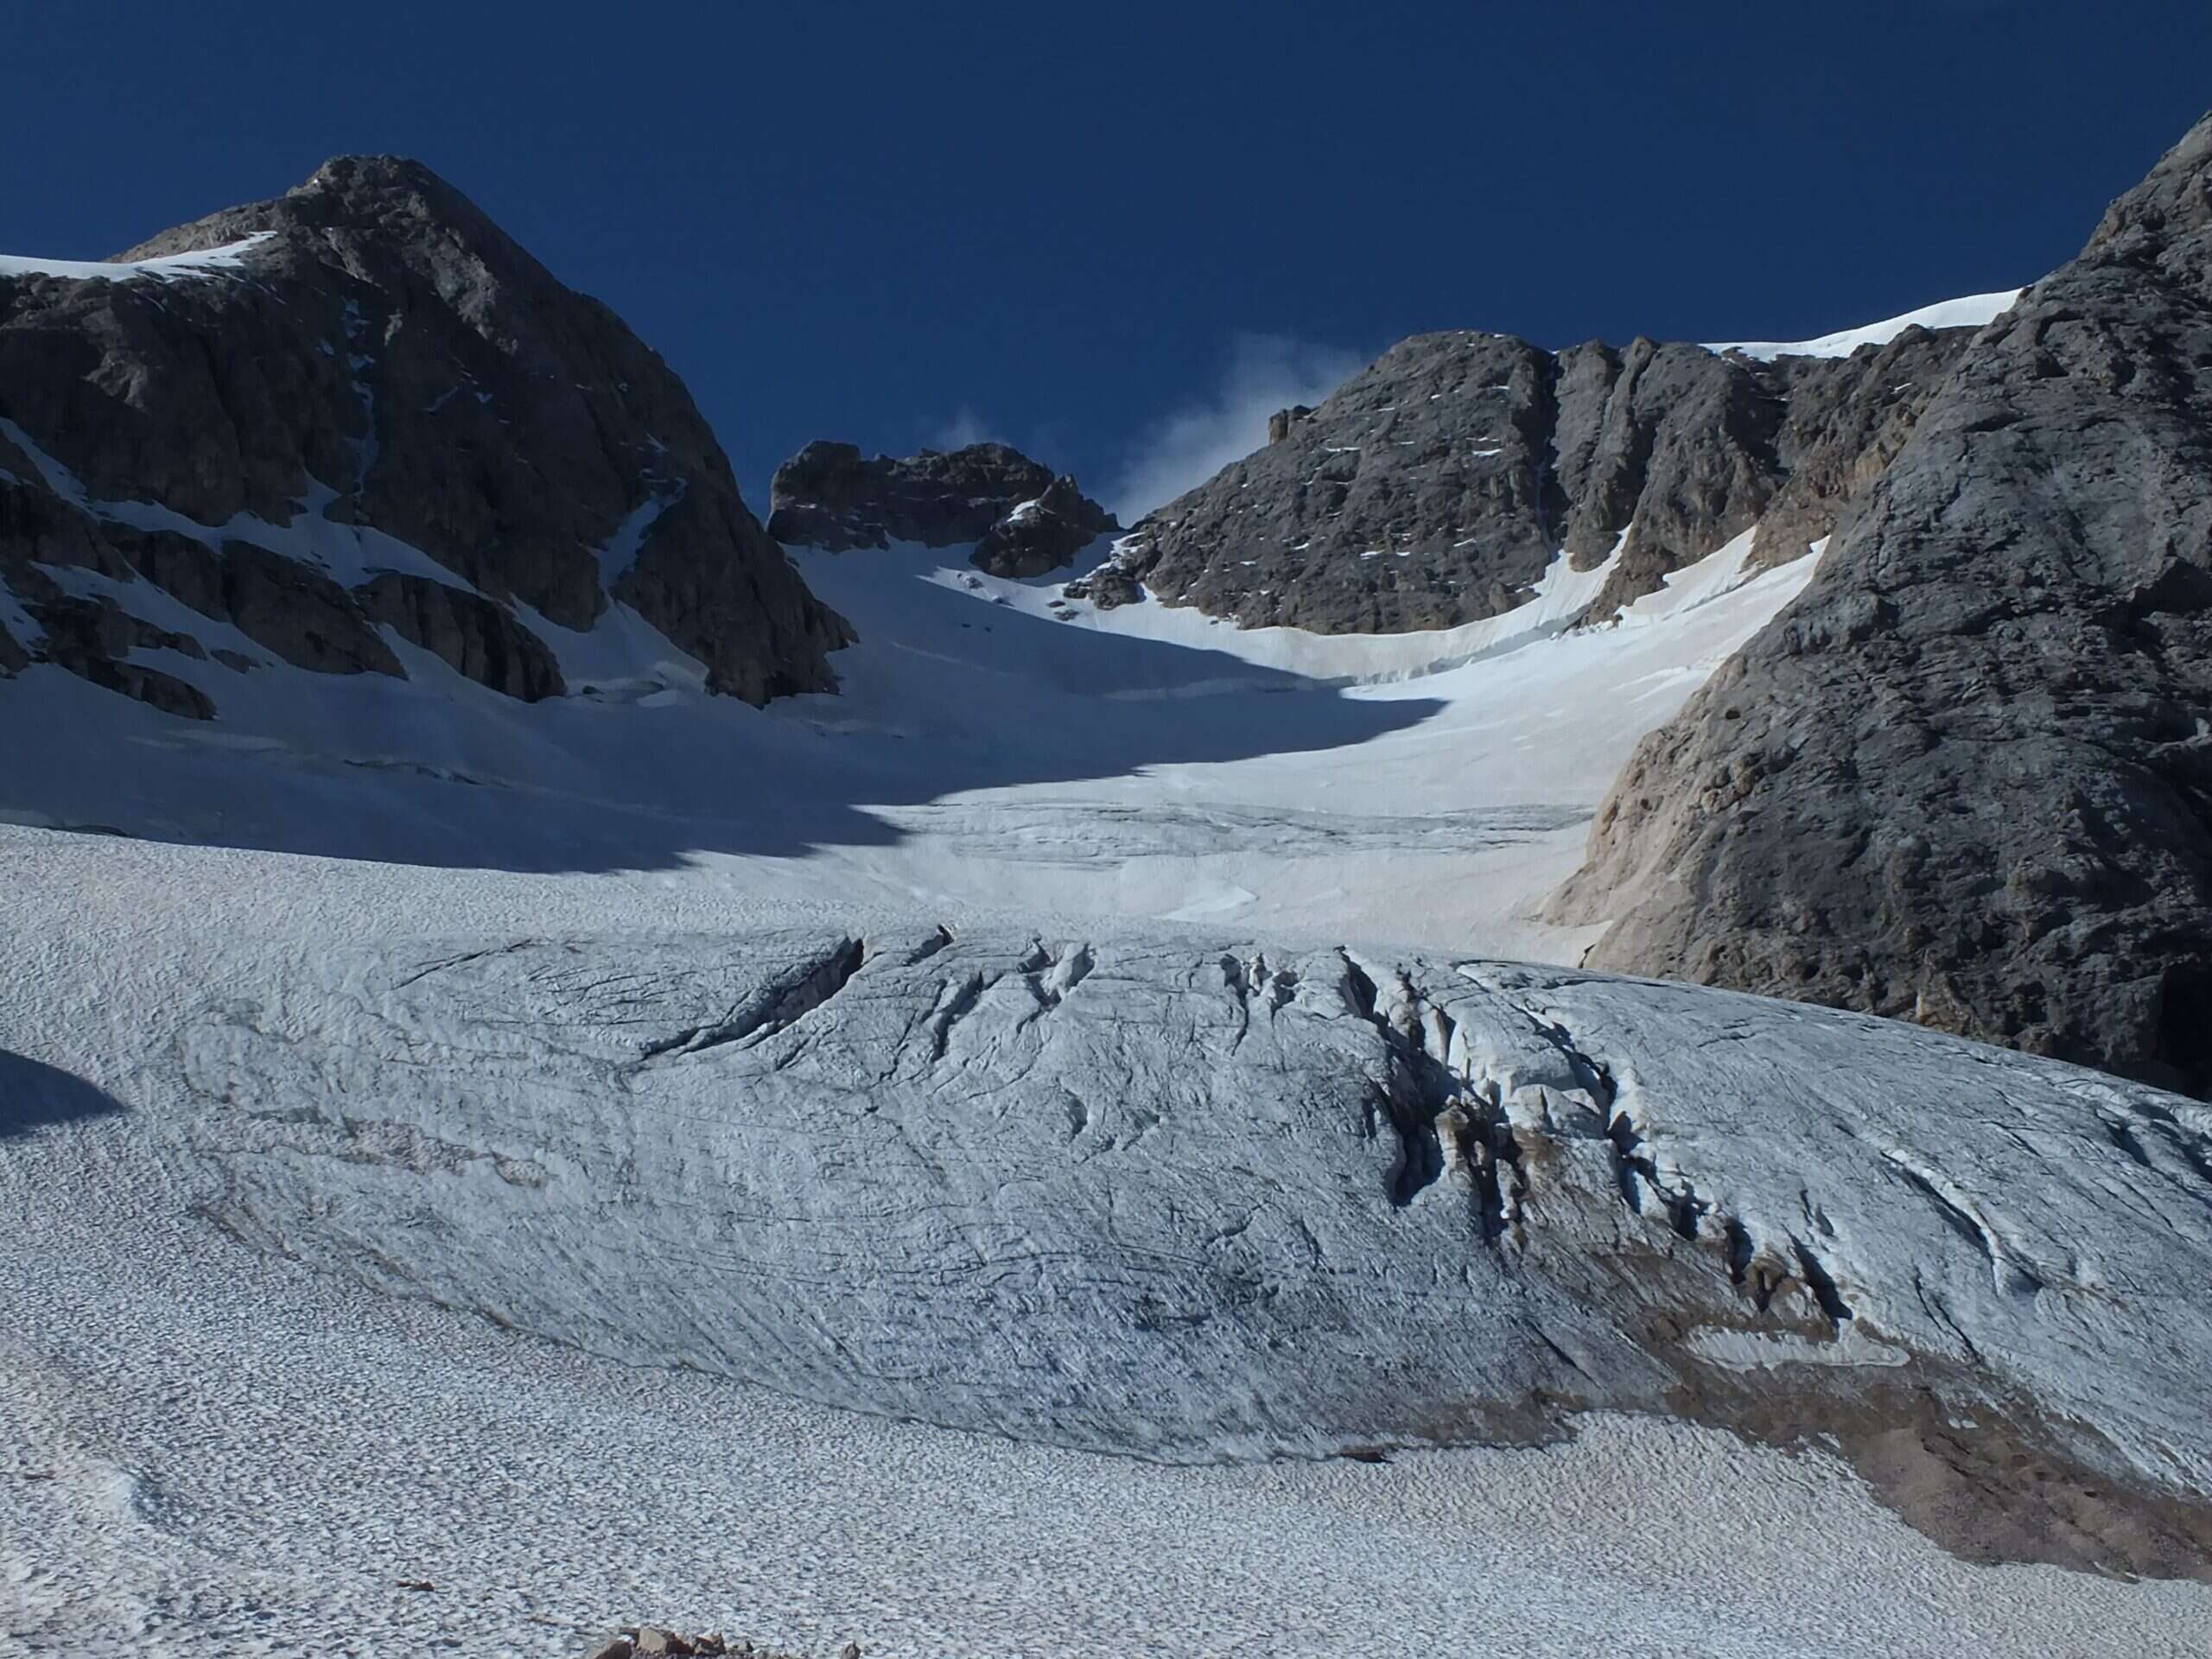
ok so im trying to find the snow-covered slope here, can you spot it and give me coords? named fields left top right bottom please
left=180, top=923, right=2212, bottom=1495
left=1705, top=288, right=2024, bottom=360
left=0, top=513, right=1812, bottom=957
left=0, top=232, right=273, bottom=284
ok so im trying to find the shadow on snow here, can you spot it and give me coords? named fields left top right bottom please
left=3, top=552, right=1447, bottom=875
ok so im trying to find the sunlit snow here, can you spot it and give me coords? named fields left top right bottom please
left=1706, top=288, right=2024, bottom=360
left=0, top=231, right=274, bottom=284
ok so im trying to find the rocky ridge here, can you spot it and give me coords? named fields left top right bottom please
left=766, top=440, right=1116, bottom=575
left=0, top=156, right=850, bottom=715
left=1554, top=110, right=2212, bottom=1098
left=1096, top=318, right=1987, bottom=634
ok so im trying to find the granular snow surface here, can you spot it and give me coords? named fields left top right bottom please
left=3, top=830, right=2209, bottom=1659
left=4, top=515, right=2209, bottom=1656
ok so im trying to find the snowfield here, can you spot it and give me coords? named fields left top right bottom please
left=0, top=232, right=274, bottom=286
left=1705, top=287, right=2026, bottom=361
left=5, top=513, right=2211, bottom=1655
left=0, top=515, right=1815, bottom=957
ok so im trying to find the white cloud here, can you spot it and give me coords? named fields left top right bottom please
left=1109, top=333, right=1366, bottom=520
left=927, top=406, right=1001, bottom=451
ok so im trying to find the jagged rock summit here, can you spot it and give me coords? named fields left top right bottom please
left=1555, top=110, right=2212, bottom=1098
left=766, top=439, right=1116, bottom=575
left=0, top=155, right=850, bottom=713
left=1097, top=310, right=1999, bottom=634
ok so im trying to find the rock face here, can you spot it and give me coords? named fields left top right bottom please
left=766, top=440, right=1115, bottom=574
left=1555, top=111, right=2212, bottom=1098
left=582, top=1628, right=764, bottom=1658
left=353, top=572, right=564, bottom=702
left=1104, top=324, right=1982, bottom=633
left=185, top=924, right=2212, bottom=1578
left=0, top=156, right=850, bottom=714
left=970, top=473, right=1117, bottom=578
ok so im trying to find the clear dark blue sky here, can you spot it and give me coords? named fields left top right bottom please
left=8, top=2, right=2209, bottom=516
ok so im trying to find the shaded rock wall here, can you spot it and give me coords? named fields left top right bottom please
left=1557, top=111, right=2212, bottom=1098
left=0, top=156, right=849, bottom=715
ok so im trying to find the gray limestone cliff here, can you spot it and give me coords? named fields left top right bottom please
left=1101, top=323, right=1982, bottom=633
left=1554, top=111, right=2212, bottom=1099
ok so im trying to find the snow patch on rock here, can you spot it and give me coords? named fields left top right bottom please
left=1707, top=289, right=2024, bottom=361
left=0, top=232, right=275, bottom=285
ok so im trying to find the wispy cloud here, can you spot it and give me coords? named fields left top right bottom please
left=1109, top=333, right=1366, bottom=521
left=927, top=405, right=1001, bottom=451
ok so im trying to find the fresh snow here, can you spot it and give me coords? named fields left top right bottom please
left=0, top=232, right=273, bottom=285
left=954, top=527, right=1651, bottom=686
left=1706, top=288, right=2024, bottom=360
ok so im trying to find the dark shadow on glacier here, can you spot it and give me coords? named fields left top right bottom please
left=0, top=1051, right=128, bottom=1141
left=2, top=554, right=1449, bottom=874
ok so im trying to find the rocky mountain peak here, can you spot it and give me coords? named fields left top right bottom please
left=119, top=155, right=545, bottom=315
left=0, top=158, right=850, bottom=715
left=766, top=440, right=1116, bottom=575
left=297, top=152, right=467, bottom=203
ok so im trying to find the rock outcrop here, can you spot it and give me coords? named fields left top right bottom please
left=353, top=571, right=564, bottom=702
left=0, top=156, right=850, bottom=715
left=1554, top=111, right=2212, bottom=1098
left=1105, top=323, right=1984, bottom=633
left=583, top=1627, right=827, bottom=1658
left=767, top=440, right=1116, bottom=574
left=186, top=925, right=2212, bottom=1579
left=970, top=473, right=1117, bottom=578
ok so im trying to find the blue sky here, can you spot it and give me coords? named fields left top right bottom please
left=8, top=2, right=2210, bottom=517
